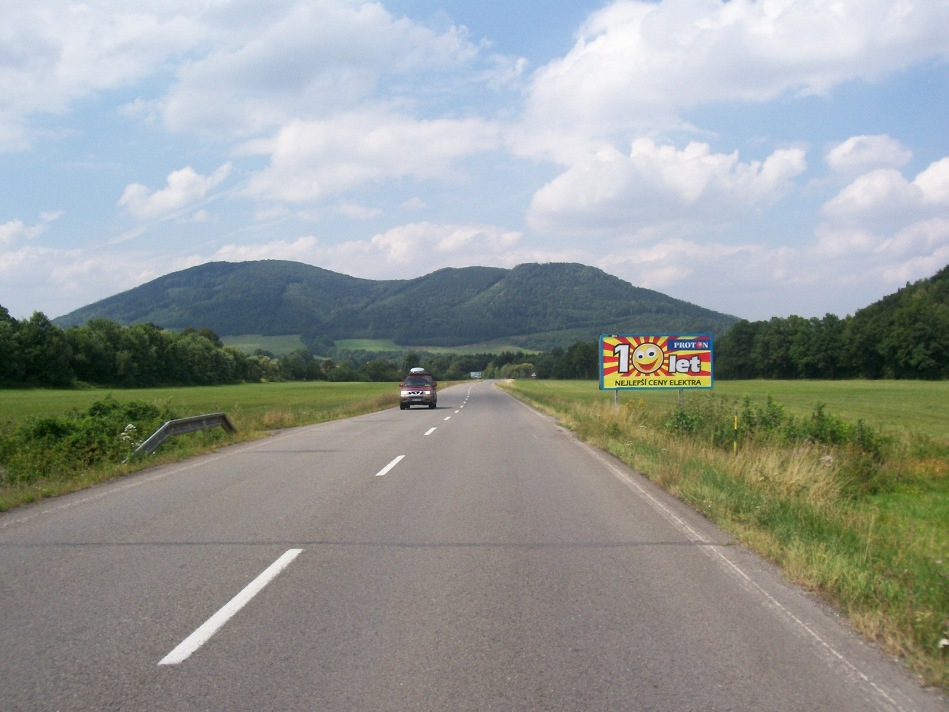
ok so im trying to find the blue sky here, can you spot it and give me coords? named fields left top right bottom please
left=2, top=0, right=948, bottom=323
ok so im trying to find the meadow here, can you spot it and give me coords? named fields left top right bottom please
left=0, top=381, right=396, bottom=422
left=547, top=379, right=949, bottom=439
left=219, top=334, right=306, bottom=355
left=0, top=382, right=398, bottom=510
left=333, top=338, right=537, bottom=354
left=499, top=379, right=949, bottom=690
left=215, top=336, right=536, bottom=358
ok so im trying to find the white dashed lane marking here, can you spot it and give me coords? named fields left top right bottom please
left=159, top=549, right=303, bottom=666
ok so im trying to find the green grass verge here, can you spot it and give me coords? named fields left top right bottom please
left=0, top=382, right=394, bottom=421
left=499, top=378, right=949, bottom=691
left=0, top=382, right=398, bottom=511
left=544, top=379, right=949, bottom=440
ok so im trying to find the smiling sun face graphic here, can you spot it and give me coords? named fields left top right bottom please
left=632, top=342, right=664, bottom=374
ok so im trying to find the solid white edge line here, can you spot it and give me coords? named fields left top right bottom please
left=375, top=455, right=405, bottom=477
left=424, top=427, right=437, bottom=436
left=159, top=548, right=303, bottom=666
left=579, top=443, right=905, bottom=711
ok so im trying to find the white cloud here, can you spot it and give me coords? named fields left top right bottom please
left=915, top=158, right=949, bottom=204
left=1, top=1, right=491, bottom=150
left=0, top=219, right=43, bottom=245
left=528, top=139, right=806, bottom=235
left=598, top=221, right=948, bottom=320
left=203, top=222, right=534, bottom=281
left=243, top=112, right=500, bottom=204
left=118, top=163, right=232, bottom=220
left=0, top=243, right=76, bottom=289
left=158, top=0, right=482, bottom=137
left=813, top=218, right=949, bottom=287
left=826, top=135, right=912, bottom=174
left=795, top=156, right=949, bottom=314
left=0, top=211, right=61, bottom=244
left=821, top=158, right=949, bottom=224
left=0, top=242, right=143, bottom=319
left=520, top=0, right=949, bottom=156
left=210, top=236, right=325, bottom=265
left=884, top=218, right=949, bottom=259
left=878, top=220, right=949, bottom=283
left=795, top=156, right=949, bottom=313
left=601, top=237, right=756, bottom=295
left=401, top=197, right=427, bottom=212
left=370, top=222, right=522, bottom=262
left=821, top=169, right=917, bottom=220
left=814, top=228, right=884, bottom=259
left=0, top=1, right=208, bottom=151
left=336, top=202, right=382, bottom=220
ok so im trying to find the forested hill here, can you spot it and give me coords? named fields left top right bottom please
left=715, top=264, right=949, bottom=380
left=54, top=261, right=738, bottom=350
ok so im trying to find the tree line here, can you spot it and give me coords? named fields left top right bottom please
left=715, top=266, right=948, bottom=380
left=0, top=307, right=600, bottom=388
left=1, top=310, right=265, bottom=387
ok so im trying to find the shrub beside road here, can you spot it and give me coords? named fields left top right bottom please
left=0, top=382, right=396, bottom=510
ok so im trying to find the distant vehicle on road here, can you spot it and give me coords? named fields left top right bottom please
left=399, top=367, right=437, bottom=410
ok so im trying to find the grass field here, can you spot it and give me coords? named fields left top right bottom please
left=219, top=334, right=306, bottom=355
left=216, top=336, right=537, bottom=356
left=0, top=382, right=396, bottom=422
left=549, top=379, right=948, bottom=440
left=0, top=382, right=398, bottom=511
left=334, top=338, right=537, bottom=354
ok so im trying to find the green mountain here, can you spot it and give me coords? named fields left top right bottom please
left=54, top=261, right=739, bottom=350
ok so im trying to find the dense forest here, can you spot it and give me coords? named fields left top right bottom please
left=714, top=265, right=949, bottom=380
left=0, top=307, right=594, bottom=388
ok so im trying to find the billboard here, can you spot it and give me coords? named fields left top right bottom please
left=600, top=334, right=713, bottom=390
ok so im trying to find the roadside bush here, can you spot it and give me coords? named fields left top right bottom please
left=0, top=396, right=176, bottom=486
left=662, top=393, right=735, bottom=447
left=663, top=393, right=895, bottom=495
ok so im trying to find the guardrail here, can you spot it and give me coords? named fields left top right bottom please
left=126, top=413, right=237, bottom=461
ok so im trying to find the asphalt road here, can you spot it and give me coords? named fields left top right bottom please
left=0, top=382, right=944, bottom=711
